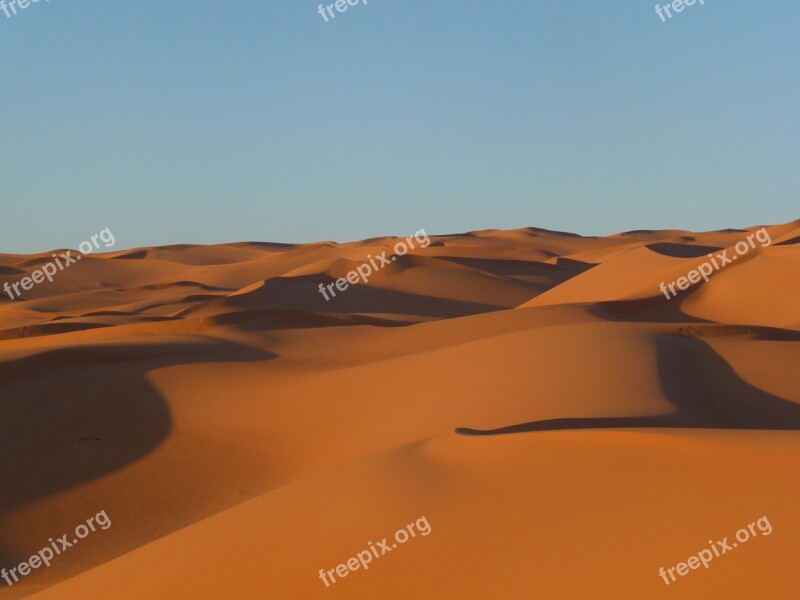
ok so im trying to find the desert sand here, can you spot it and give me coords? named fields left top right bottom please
left=1, top=221, right=799, bottom=599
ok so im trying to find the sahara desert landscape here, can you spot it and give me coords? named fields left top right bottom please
left=1, top=220, right=798, bottom=599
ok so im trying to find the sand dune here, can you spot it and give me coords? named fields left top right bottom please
left=1, top=221, right=798, bottom=599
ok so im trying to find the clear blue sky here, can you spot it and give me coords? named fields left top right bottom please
left=1, top=0, right=797, bottom=253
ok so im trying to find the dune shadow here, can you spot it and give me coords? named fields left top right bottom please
left=777, top=236, right=800, bottom=246
left=0, top=338, right=275, bottom=566
left=456, top=335, right=800, bottom=435
left=216, top=276, right=508, bottom=320
left=589, top=295, right=711, bottom=324
left=438, top=256, right=595, bottom=281
left=645, top=242, right=722, bottom=258
left=0, top=322, right=112, bottom=340
left=197, top=308, right=412, bottom=330
left=111, top=250, right=149, bottom=260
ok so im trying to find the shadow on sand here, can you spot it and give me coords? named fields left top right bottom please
left=0, top=338, right=275, bottom=566
left=456, top=335, right=800, bottom=435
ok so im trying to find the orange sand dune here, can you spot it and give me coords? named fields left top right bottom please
left=0, top=221, right=798, bottom=599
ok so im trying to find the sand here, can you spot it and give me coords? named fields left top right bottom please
left=0, top=221, right=798, bottom=599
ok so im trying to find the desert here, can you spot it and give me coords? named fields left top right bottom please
left=0, top=221, right=798, bottom=598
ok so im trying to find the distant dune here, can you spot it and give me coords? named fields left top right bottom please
left=1, top=221, right=799, bottom=599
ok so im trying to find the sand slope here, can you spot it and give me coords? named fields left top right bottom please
left=0, top=221, right=798, bottom=599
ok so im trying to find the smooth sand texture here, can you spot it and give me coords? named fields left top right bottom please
left=1, top=221, right=798, bottom=599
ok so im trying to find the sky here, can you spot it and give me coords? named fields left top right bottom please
left=1, top=0, right=798, bottom=253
